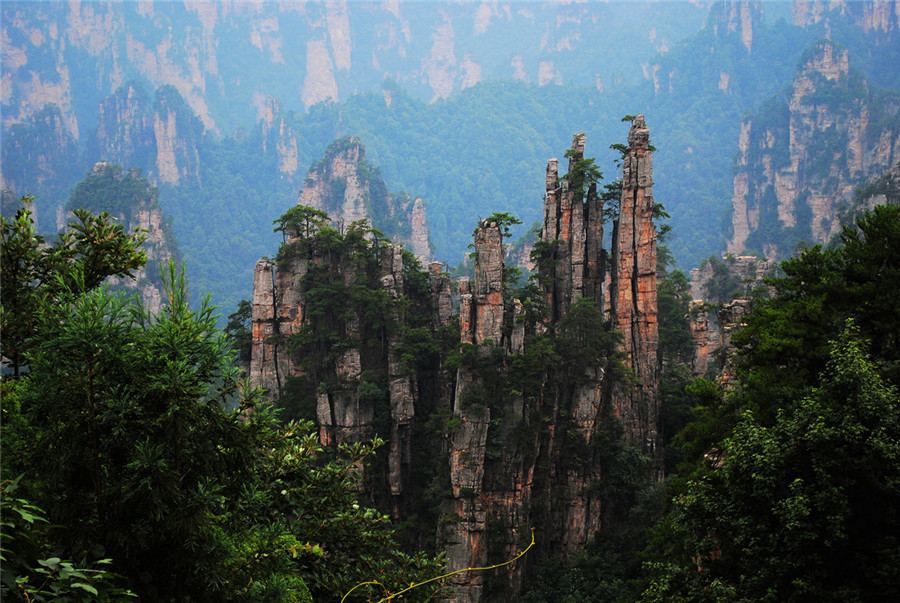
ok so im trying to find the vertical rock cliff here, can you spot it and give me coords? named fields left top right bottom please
left=538, top=133, right=605, bottom=321
left=249, top=120, right=662, bottom=602
left=261, top=97, right=300, bottom=177
left=610, top=116, right=661, bottom=464
left=297, top=137, right=433, bottom=263
left=727, top=39, right=899, bottom=258
left=88, top=82, right=203, bottom=188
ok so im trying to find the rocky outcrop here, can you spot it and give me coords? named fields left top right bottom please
left=88, top=82, right=203, bottom=188
left=610, top=116, right=660, bottom=463
left=708, top=1, right=764, bottom=53
left=261, top=97, right=300, bottom=176
left=792, top=0, right=900, bottom=34
left=297, top=137, right=434, bottom=263
left=687, top=254, right=772, bottom=377
left=444, top=221, right=505, bottom=600
left=72, top=161, right=178, bottom=314
left=152, top=85, right=202, bottom=186
left=90, top=81, right=155, bottom=171
left=538, top=134, right=606, bottom=322
left=727, top=39, right=899, bottom=259
left=250, top=122, right=662, bottom=602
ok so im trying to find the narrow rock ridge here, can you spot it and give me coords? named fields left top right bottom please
left=610, top=115, right=661, bottom=467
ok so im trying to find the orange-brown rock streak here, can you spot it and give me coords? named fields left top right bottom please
left=444, top=220, right=509, bottom=600
left=610, top=115, right=661, bottom=470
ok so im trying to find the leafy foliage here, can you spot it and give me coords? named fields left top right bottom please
left=0, top=196, right=146, bottom=376
left=645, top=206, right=900, bottom=599
left=1, top=208, right=446, bottom=600
left=644, top=325, right=900, bottom=601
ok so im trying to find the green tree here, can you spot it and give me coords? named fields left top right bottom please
left=643, top=324, right=900, bottom=601
left=273, top=204, right=329, bottom=243
left=734, top=204, right=900, bottom=423
left=6, top=260, right=445, bottom=601
left=483, top=212, right=523, bottom=239
left=0, top=197, right=146, bottom=376
left=224, top=299, right=253, bottom=365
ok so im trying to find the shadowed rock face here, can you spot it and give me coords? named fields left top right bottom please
left=249, top=119, right=661, bottom=602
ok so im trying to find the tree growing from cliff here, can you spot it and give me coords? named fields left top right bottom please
left=273, top=204, right=329, bottom=243
left=483, top=212, right=523, bottom=240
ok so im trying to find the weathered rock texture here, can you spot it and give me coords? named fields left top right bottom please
left=709, top=1, right=764, bottom=53
left=261, top=97, right=300, bottom=177
left=249, top=120, right=662, bottom=602
left=688, top=254, right=772, bottom=377
left=539, top=133, right=606, bottom=321
left=793, top=0, right=900, bottom=33
left=727, top=39, right=900, bottom=259
left=297, top=137, right=434, bottom=263
left=610, top=116, right=661, bottom=463
left=89, top=81, right=203, bottom=188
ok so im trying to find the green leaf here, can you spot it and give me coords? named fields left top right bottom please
left=72, top=582, right=99, bottom=595
left=38, top=557, right=61, bottom=570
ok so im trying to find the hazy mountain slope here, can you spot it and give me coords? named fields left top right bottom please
left=3, top=1, right=898, bottom=313
left=1, top=0, right=708, bottom=136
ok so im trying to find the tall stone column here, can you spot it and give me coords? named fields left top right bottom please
left=610, top=115, right=661, bottom=471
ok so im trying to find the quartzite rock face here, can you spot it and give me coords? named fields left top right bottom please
left=250, top=122, right=663, bottom=603
left=610, top=115, right=661, bottom=465
left=727, top=39, right=900, bottom=259
left=539, top=133, right=605, bottom=321
left=297, top=137, right=434, bottom=263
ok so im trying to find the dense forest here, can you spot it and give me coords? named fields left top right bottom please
left=4, top=190, right=899, bottom=600
left=3, top=1, right=900, bottom=601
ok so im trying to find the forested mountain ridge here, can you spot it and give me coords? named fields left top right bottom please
left=3, top=0, right=899, bottom=316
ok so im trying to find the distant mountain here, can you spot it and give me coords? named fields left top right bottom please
left=0, top=0, right=708, bottom=137
left=728, top=39, right=899, bottom=259
left=3, top=1, right=898, bottom=313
